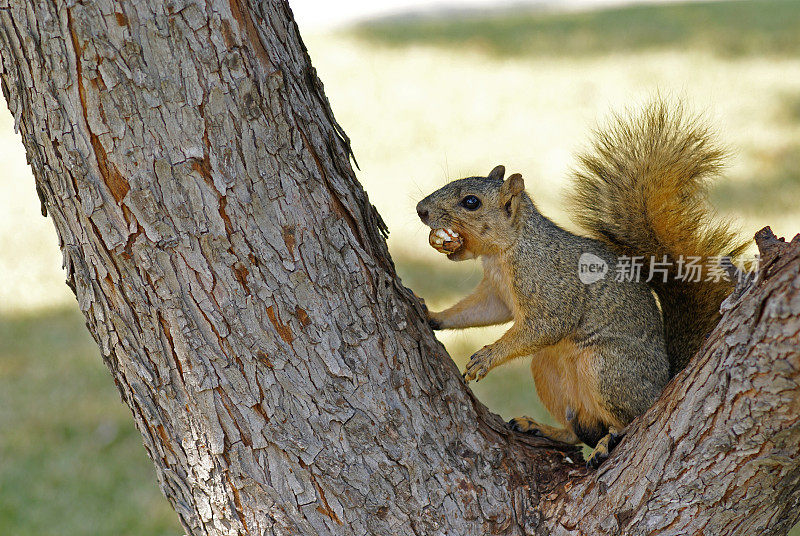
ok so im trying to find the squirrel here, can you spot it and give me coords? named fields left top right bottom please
left=415, top=101, right=747, bottom=467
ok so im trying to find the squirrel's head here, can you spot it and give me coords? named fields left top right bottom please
left=416, top=165, right=528, bottom=260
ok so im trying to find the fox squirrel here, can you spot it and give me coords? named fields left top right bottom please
left=415, top=101, right=747, bottom=467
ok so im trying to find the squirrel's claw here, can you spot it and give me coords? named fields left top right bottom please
left=410, top=291, right=427, bottom=312
left=507, top=416, right=542, bottom=435
left=463, top=346, right=494, bottom=382
left=411, top=291, right=442, bottom=330
left=586, top=428, right=624, bottom=469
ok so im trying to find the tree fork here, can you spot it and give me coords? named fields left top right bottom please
left=1, top=1, right=798, bottom=535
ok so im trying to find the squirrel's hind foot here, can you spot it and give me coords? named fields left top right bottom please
left=508, top=417, right=580, bottom=444
left=585, top=428, right=624, bottom=469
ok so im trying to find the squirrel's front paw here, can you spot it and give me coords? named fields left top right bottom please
left=463, top=345, right=495, bottom=382
left=411, top=292, right=442, bottom=330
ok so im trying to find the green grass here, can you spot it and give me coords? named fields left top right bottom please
left=353, top=0, right=800, bottom=58
left=0, top=308, right=182, bottom=536
left=708, top=93, right=800, bottom=218
left=712, top=141, right=800, bottom=216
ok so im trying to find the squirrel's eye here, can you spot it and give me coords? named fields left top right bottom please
left=460, top=195, right=481, bottom=210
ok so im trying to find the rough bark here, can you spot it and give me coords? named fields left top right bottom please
left=0, top=1, right=798, bottom=535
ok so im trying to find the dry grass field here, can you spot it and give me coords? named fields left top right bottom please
left=1, top=1, right=798, bottom=533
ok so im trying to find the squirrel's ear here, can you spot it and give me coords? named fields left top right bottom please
left=500, top=173, right=525, bottom=218
left=487, top=165, right=505, bottom=181
left=501, top=173, right=524, bottom=198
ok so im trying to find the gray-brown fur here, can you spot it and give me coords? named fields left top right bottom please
left=417, top=165, right=669, bottom=448
left=499, top=193, right=669, bottom=428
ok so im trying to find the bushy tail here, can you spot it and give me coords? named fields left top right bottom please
left=569, top=100, right=748, bottom=375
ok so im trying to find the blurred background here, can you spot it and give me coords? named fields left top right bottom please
left=1, top=0, right=799, bottom=533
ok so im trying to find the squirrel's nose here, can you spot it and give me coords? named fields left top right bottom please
left=417, top=206, right=429, bottom=224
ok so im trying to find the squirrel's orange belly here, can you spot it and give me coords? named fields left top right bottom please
left=530, top=340, right=622, bottom=431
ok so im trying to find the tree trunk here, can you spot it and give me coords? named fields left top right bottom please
left=1, top=1, right=798, bottom=535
